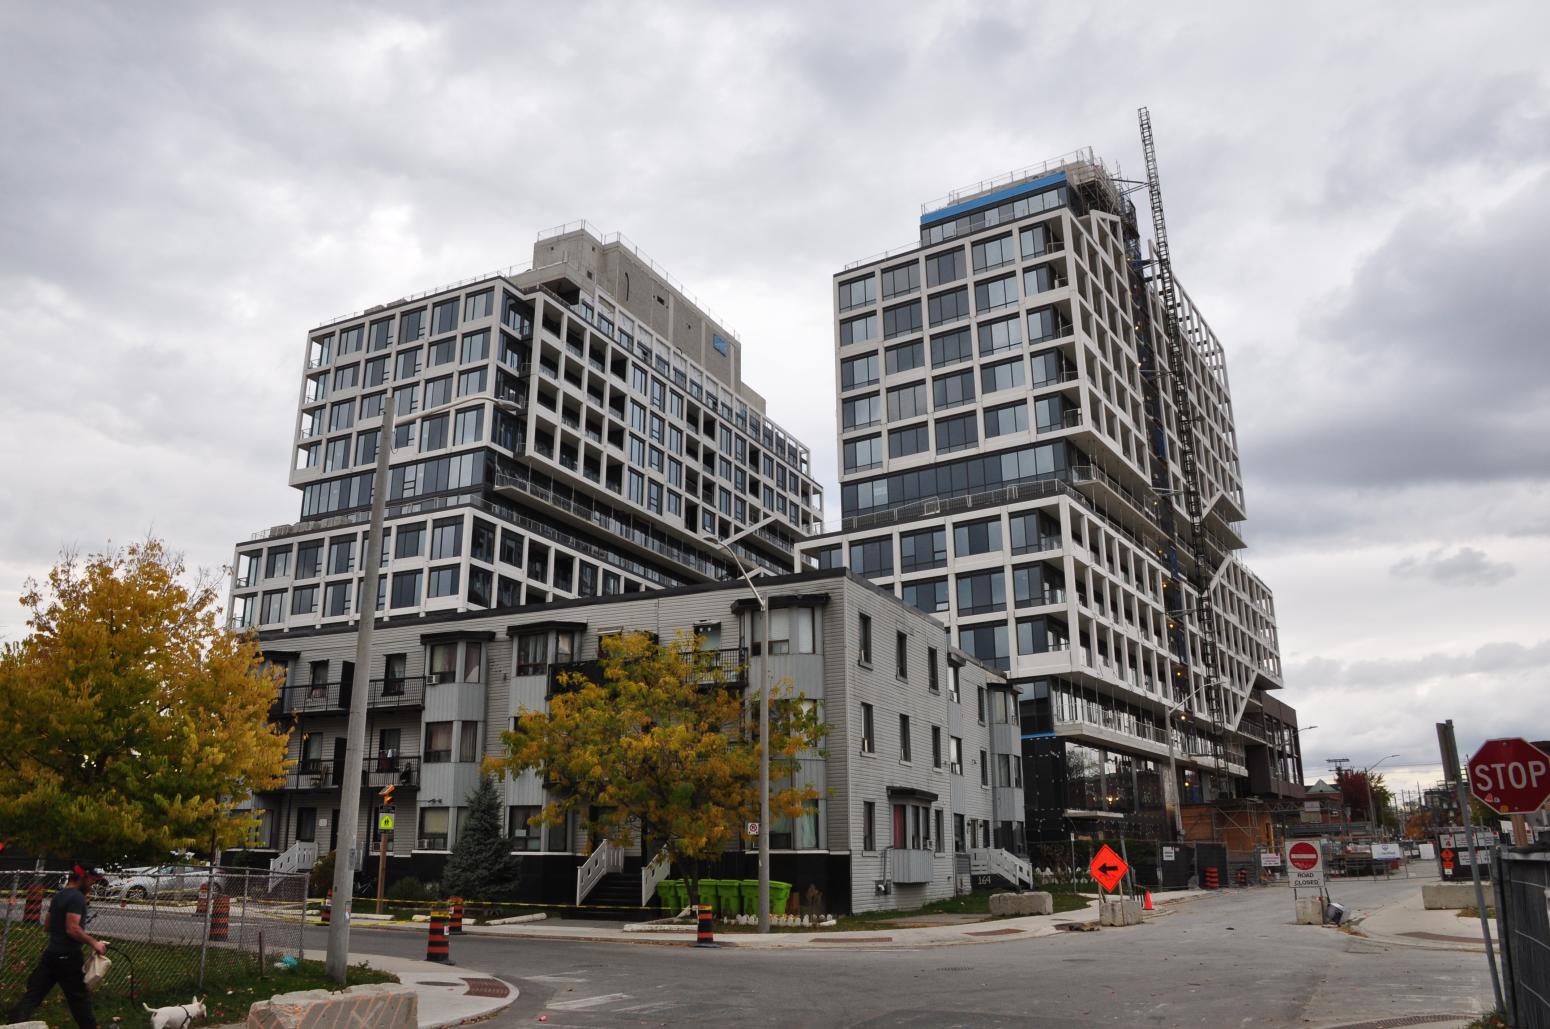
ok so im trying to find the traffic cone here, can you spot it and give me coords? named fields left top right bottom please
left=1143, top=890, right=1154, bottom=912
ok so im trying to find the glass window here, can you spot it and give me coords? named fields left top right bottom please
left=838, top=275, right=876, bottom=311
left=324, top=580, right=351, bottom=617
left=454, top=406, right=483, bottom=445
left=979, top=315, right=1023, bottom=357
left=958, top=623, right=1010, bottom=671
left=882, top=301, right=922, bottom=339
left=364, top=356, right=389, bottom=387
left=849, top=537, right=893, bottom=577
left=899, top=712, right=912, bottom=760
left=423, top=723, right=453, bottom=763
left=329, top=400, right=355, bottom=432
left=1009, top=510, right=1060, bottom=555
left=985, top=401, right=1028, bottom=438
left=971, top=233, right=1016, bottom=272
left=424, top=375, right=453, bottom=409
left=843, top=434, right=884, bottom=473
left=400, top=308, right=426, bottom=343
left=395, top=522, right=425, bottom=558
left=955, top=518, right=1002, bottom=555
left=956, top=570, right=1006, bottom=615
left=419, top=413, right=449, bottom=452
left=1024, top=263, right=1060, bottom=296
left=902, top=578, right=948, bottom=614
left=427, top=564, right=459, bottom=598
left=886, top=381, right=928, bottom=421
left=888, top=423, right=929, bottom=459
left=884, top=340, right=924, bottom=375
left=839, top=313, right=878, bottom=346
left=1030, top=349, right=1068, bottom=387
left=509, top=806, right=542, bottom=850
left=858, top=614, right=872, bottom=666
left=457, top=367, right=487, bottom=397
left=841, top=352, right=881, bottom=391
left=930, top=328, right=973, bottom=369
left=932, top=369, right=975, bottom=410
left=390, top=570, right=421, bottom=608
left=471, top=520, right=495, bottom=563
left=860, top=701, right=875, bottom=752
left=289, top=585, right=318, bottom=615
left=1028, top=305, right=1068, bottom=343
left=881, top=262, right=920, bottom=299
left=974, top=273, right=1018, bottom=313
left=395, top=348, right=421, bottom=380
left=333, top=364, right=359, bottom=391
left=899, top=527, right=946, bottom=572
left=368, top=319, right=392, bottom=351
left=1020, top=223, right=1059, bottom=259
left=935, top=412, right=977, bottom=454
left=295, top=541, right=322, bottom=579
left=430, top=517, right=462, bottom=559
left=841, top=393, right=882, bottom=430
left=432, top=298, right=459, bottom=336
left=428, top=338, right=456, bottom=367
left=982, top=358, right=1026, bottom=394
left=925, top=248, right=966, bottom=287
left=459, top=721, right=480, bottom=762
left=927, top=287, right=970, bottom=327
left=515, top=633, right=547, bottom=675
left=265, top=546, right=292, bottom=579
left=465, top=289, right=494, bottom=321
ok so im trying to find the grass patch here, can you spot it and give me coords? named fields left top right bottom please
left=0, top=925, right=394, bottom=1027
left=719, top=888, right=1095, bottom=933
left=1464, top=1010, right=1507, bottom=1029
left=1455, top=905, right=1496, bottom=919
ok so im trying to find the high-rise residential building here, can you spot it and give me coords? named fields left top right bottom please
left=229, top=226, right=1027, bottom=913
left=230, top=223, right=822, bottom=632
left=802, top=150, right=1305, bottom=854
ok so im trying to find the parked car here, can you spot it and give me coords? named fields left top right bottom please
left=104, top=864, right=227, bottom=901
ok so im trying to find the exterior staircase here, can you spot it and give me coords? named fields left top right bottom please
left=570, top=870, right=662, bottom=921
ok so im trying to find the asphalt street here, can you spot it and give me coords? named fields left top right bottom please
left=306, top=877, right=1496, bottom=1028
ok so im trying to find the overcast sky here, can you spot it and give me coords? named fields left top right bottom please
left=3, top=1, right=1546, bottom=796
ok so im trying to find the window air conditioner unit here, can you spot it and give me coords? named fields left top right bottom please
left=430, top=671, right=455, bottom=685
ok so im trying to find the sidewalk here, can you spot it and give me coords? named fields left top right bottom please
left=210, top=952, right=518, bottom=1029
left=1349, top=887, right=1500, bottom=953
left=409, top=889, right=1209, bottom=950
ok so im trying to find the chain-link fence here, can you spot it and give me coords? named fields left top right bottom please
left=1495, top=847, right=1550, bottom=1029
left=0, top=865, right=306, bottom=1013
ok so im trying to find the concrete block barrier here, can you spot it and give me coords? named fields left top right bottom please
left=989, top=892, right=1055, bottom=916
left=1099, top=899, right=1142, bottom=926
left=247, top=983, right=418, bottom=1028
left=1421, top=882, right=1493, bottom=912
left=1295, top=897, right=1324, bottom=924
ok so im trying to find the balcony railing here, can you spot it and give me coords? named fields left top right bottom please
left=282, top=753, right=421, bottom=791
left=548, top=646, right=748, bottom=698
left=271, top=676, right=427, bottom=719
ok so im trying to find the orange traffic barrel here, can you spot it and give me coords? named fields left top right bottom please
left=426, top=910, right=450, bottom=963
left=210, top=893, right=230, bottom=942
left=695, top=903, right=717, bottom=948
left=23, top=886, right=43, bottom=925
left=448, top=896, right=464, bottom=935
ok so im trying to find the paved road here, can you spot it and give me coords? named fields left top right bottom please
left=309, top=877, right=1495, bottom=1027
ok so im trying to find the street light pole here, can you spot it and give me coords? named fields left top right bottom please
left=326, top=407, right=393, bottom=983
left=714, top=517, right=779, bottom=935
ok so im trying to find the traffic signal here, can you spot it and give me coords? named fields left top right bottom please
left=379, top=784, right=395, bottom=809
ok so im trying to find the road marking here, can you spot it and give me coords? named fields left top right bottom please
left=529, top=974, right=590, bottom=983
left=546, top=992, right=632, bottom=1011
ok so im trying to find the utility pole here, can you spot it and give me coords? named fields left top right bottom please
left=715, top=515, right=779, bottom=935
left=326, top=409, right=393, bottom=982
left=1436, top=721, right=1504, bottom=1014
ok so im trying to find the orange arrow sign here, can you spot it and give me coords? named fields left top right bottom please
left=1088, top=843, right=1129, bottom=892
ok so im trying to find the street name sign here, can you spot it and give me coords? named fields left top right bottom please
left=1088, top=844, right=1129, bottom=892
left=1286, top=840, right=1324, bottom=889
left=1468, top=737, right=1550, bottom=814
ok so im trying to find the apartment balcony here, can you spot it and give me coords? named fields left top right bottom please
left=270, top=676, right=427, bottom=720
left=281, top=753, right=421, bottom=792
left=547, top=647, right=748, bottom=698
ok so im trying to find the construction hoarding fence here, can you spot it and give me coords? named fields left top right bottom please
left=1494, top=845, right=1550, bottom=1029
left=0, top=866, right=307, bottom=1014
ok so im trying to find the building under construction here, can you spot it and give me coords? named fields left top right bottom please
left=801, top=111, right=1305, bottom=875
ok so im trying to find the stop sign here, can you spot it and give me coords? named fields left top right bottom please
left=1468, top=738, right=1550, bottom=814
left=1288, top=841, right=1320, bottom=871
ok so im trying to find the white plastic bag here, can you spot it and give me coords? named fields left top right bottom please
left=83, top=952, right=111, bottom=990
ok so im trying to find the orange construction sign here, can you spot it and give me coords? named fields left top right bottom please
left=1088, top=844, right=1130, bottom=893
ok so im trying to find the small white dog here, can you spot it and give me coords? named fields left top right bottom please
left=143, top=995, right=205, bottom=1029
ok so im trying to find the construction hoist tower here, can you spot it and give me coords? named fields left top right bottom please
left=1136, top=107, right=1227, bottom=784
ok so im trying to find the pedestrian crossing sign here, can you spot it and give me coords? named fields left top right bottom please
left=378, top=812, right=395, bottom=831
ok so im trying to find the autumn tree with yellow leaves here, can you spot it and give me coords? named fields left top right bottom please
left=0, top=540, right=290, bottom=864
left=490, top=631, right=826, bottom=910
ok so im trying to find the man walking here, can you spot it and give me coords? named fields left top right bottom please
left=7, top=863, right=108, bottom=1028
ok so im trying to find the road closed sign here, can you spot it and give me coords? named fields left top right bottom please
left=1286, top=840, right=1324, bottom=889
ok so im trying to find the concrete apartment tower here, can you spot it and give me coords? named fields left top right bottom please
left=231, top=223, right=822, bottom=633
left=802, top=151, right=1305, bottom=860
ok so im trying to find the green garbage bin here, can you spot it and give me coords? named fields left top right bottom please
left=666, top=880, right=687, bottom=913
left=714, top=879, right=742, bottom=917
left=697, top=879, right=728, bottom=916
left=738, top=880, right=760, bottom=917
left=769, top=880, right=793, bottom=916
left=654, top=879, right=678, bottom=911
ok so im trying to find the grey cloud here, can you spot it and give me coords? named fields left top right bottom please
left=1391, top=546, right=1515, bottom=587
